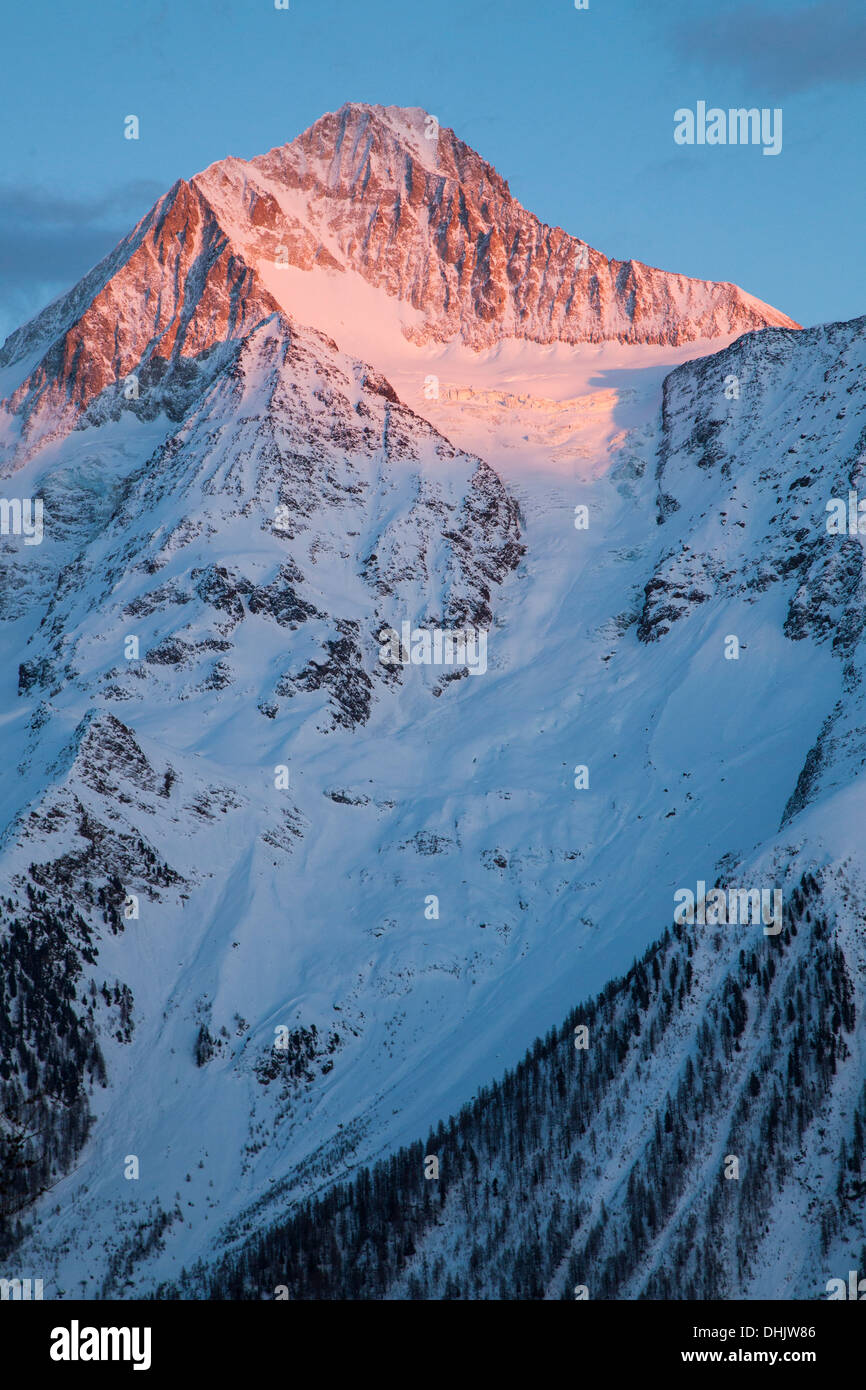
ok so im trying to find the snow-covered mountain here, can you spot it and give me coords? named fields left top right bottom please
left=0, top=102, right=797, bottom=465
left=194, top=103, right=798, bottom=348
left=1, top=105, right=863, bottom=1301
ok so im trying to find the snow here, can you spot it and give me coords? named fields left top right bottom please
left=255, top=259, right=744, bottom=477
left=4, top=307, right=861, bottom=1295
left=0, top=104, right=861, bottom=1299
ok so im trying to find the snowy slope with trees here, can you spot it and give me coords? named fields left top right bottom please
left=0, top=106, right=863, bottom=1300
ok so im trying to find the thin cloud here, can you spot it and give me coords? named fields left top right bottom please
left=669, top=0, right=866, bottom=96
left=0, top=181, right=163, bottom=341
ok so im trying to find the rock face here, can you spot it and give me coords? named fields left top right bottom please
left=10, top=310, right=524, bottom=727
left=195, top=103, right=798, bottom=348
left=0, top=180, right=279, bottom=462
left=637, top=316, right=866, bottom=654
left=0, top=103, right=797, bottom=465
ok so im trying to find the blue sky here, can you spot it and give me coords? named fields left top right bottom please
left=0, top=0, right=863, bottom=342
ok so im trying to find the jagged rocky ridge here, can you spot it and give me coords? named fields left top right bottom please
left=195, top=103, right=798, bottom=350
left=0, top=179, right=275, bottom=464
left=0, top=103, right=797, bottom=465
left=11, top=312, right=522, bottom=726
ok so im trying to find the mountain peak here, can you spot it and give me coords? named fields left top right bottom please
left=333, top=101, right=441, bottom=140
left=0, top=102, right=799, bottom=466
left=193, top=106, right=797, bottom=349
left=225, top=98, right=508, bottom=200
